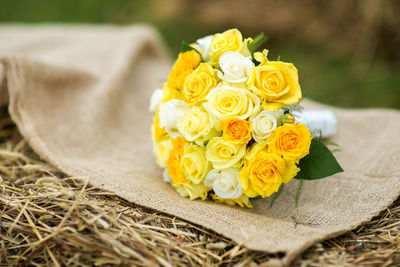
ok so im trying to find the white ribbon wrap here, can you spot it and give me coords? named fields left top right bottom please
left=292, top=110, right=338, bottom=138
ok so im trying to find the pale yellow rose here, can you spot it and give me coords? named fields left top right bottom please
left=248, top=61, right=302, bottom=111
left=204, top=85, right=260, bottom=123
left=180, top=143, right=211, bottom=184
left=205, top=137, right=246, bottom=169
left=209, top=29, right=250, bottom=64
left=172, top=182, right=210, bottom=200
left=211, top=194, right=253, bottom=208
left=240, top=149, right=299, bottom=198
left=177, top=105, right=214, bottom=145
left=253, top=49, right=269, bottom=65
left=153, top=136, right=173, bottom=168
left=183, top=63, right=218, bottom=105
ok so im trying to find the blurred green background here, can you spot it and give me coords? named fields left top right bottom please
left=1, top=0, right=399, bottom=109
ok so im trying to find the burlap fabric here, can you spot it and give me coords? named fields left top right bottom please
left=1, top=25, right=399, bottom=266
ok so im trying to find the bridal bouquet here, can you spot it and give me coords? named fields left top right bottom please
left=150, top=29, right=342, bottom=208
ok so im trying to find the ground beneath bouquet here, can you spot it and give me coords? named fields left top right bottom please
left=1, top=110, right=399, bottom=266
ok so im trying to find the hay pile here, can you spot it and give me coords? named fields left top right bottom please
left=0, top=109, right=399, bottom=266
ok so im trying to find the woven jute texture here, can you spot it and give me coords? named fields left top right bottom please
left=1, top=25, right=399, bottom=266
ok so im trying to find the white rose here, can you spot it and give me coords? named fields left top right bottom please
left=159, top=99, right=189, bottom=138
left=217, top=51, right=254, bottom=83
left=149, top=88, right=163, bottom=112
left=204, top=84, right=260, bottom=122
left=204, top=168, right=243, bottom=199
left=251, top=110, right=283, bottom=143
left=196, top=35, right=213, bottom=61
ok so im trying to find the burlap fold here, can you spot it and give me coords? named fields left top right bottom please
left=1, top=25, right=399, bottom=266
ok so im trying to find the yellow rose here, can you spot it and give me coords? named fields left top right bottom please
left=209, top=29, right=245, bottom=64
left=167, top=136, right=188, bottom=184
left=205, top=85, right=260, bottom=122
left=253, top=49, right=269, bottom=65
left=172, top=182, right=210, bottom=200
left=247, top=61, right=302, bottom=111
left=153, top=136, right=173, bottom=168
left=182, top=63, right=218, bottom=105
left=240, top=150, right=299, bottom=198
left=211, top=194, right=253, bottom=208
left=167, top=50, right=201, bottom=90
left=151, top=110, right=166, bottom=142
left=162, top=83, right=182, bottom=103
left=281, top=113, right=295, bottom=124
left=268, top=123, right=312, bottom=161
left=180, top=143, right=211, bottom=184
left=177, top=105, right=214, bottom=145
left=221, top=118, right=252, bottom=144
left=205, top=137, right=246, bottom=169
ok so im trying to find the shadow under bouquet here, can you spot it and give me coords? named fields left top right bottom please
left=150, top=29, right=343, bottom=208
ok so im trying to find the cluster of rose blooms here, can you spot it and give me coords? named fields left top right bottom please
left=150, top=29, right=312, bottom=208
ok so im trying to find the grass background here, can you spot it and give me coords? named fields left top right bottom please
left=1, top=0, right=399, bottom=110
left=0, top=0, right=400, bottom=109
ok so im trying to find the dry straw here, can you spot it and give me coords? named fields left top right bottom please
left=0, top=110, right=399, bottom=266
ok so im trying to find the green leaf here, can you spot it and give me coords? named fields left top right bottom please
left=181, top=41, right=202, bottom=57
left=247, top=32, right=268, bottom=55
left=322, top=141, right=342, bottom=153
left=314, top=129, right=323, bottom=141
left=295, top=180, right=304, bottom=208
left=276, top=55, right=281, bottom=61
left=269, top=184, right=285, bottom=208
left=295, top=138, right=343, bottom=180
left=323, top=141, right=340, bottom=147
